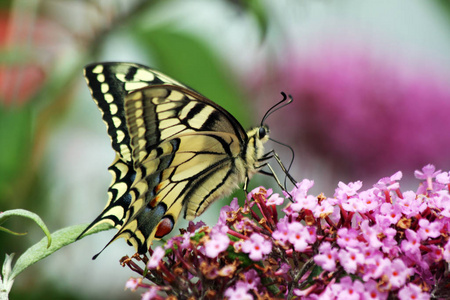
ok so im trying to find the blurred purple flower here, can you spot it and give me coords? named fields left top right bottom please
left=256, top=42, right=450, bottom=177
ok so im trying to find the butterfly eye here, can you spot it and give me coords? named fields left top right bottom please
left=259, top=127, right=267, bottom=139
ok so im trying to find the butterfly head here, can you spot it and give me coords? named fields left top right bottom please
left=258, top=126, right=269, bottom=140
left=247, top=125, right=270, bottom=144
left=244, top=125, right=270, bottom=172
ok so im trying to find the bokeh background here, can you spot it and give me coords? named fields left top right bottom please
left=2, top=0, right=450, bottom=299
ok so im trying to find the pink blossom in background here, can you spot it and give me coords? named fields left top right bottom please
left=256, top=41, right=450, bottom=177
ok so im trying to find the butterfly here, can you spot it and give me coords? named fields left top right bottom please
left=77, top=62, right=293, bottom=258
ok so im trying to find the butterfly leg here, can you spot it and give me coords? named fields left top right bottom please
left=243, top=175, right=250, bottom=193
left=258, top=150, right=297, bottom=186
left=258, top=164, right=286, bottom=191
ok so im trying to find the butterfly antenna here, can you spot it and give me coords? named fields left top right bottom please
left=261, top=92, right=293, bottom=126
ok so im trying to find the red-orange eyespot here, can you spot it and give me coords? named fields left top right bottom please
left=155, top=217, right=174, bottom=238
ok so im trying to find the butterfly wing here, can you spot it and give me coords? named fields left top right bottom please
left=104, top=85, right=248, bottom=254
left=78, top=63, right=187, bottom=238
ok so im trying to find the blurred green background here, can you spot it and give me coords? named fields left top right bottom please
left=2, top=0, right=450, bottom=299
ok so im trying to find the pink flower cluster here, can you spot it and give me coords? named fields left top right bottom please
left=122, top=164, right=450, bottom=299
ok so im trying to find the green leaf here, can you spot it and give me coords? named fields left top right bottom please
left=225, top=245, right=253, bottom=267
left=0, top=209, right=51, bottom=247
left=0, top=226, right=27, bottom=236
left=9, top=222, right=112, bottom=280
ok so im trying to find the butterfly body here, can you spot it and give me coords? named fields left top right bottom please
left=79, top=62, right=270, bottom=255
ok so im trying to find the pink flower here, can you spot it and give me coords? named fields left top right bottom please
left=242, top=233, right=272, bottom=261
left=423, top=245, right=443, bottom=263
left=272, top=217, right=289, bottom=243
left=436, top=172, right=450, bottom=184
left=181, top=232, right=192, bottom=249
left=338, top=248, right=364, bottom=274
left=385, top=258, right=413, bottom=288
left=358, top=188, right=381, bottom=212
left=398, top=283, right=430, bottom=300
left=224, top=281, right=253, bottom=300
left=147, top=246, right=165, bottom=269
left=342, top=196, right=365, bottom=213
left=266, top=193, right=284, bottom=205
left=291, top=194, right=318, bottom=212
left=287, top=221, right=311, bottom=252
left=362, top=254, right=391, bottom=281
left=205, top=231, right=230, bottom=258
left=363, top=280, right=388, bottom=300
left=274, top=262, right=291, bottom=276
left=381, top=227, right=399, bottom=256
left=247, top=186, right=271, bottom=202
left=290, top=179, right=315, bottom=199
left=337, top=227, right=361, bottom=249
left=397, top=191, right=427, bottom=217
left=415, top=164, right=442, bottom=193
left=186, top=221, right=206, bottom=233
left=360, top=220, right=383, bottom=249
left=337, top=277, right=364, bottom=300
left=243, top=269, right=260, bottom=290
left=335, top=181, right=363, bottom=199
left=125, top=278, right=141, bottom=291
left=313, top=198, right=334, bottom=218
left=314, top=242, right=338, bottom=271
left=141, top=286, right=161, bottom=300
left=401, top=229, right=422, bottom=257
left=218, top=198, right=240, bottom=225
left=414, top=164, right=441, bottom=180
left=418, top=219, right=442, bottom=240
left=374, top=171, right=403, bottom=191
left=379, top=203, right=402, bottom=225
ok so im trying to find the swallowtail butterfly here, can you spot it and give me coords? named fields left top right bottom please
left=78, top=62, right=292, bottom=257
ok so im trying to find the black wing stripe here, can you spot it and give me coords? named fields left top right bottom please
left=200, top=110, right=221, bottom=131
left=194, top=163, right=235, bottom=216
left=184, top=102, right=206, bottom=122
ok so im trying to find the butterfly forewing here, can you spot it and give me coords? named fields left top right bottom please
left=79, top=63, right=186, bottom=237
left=84, top=62, right=186, bottom=161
